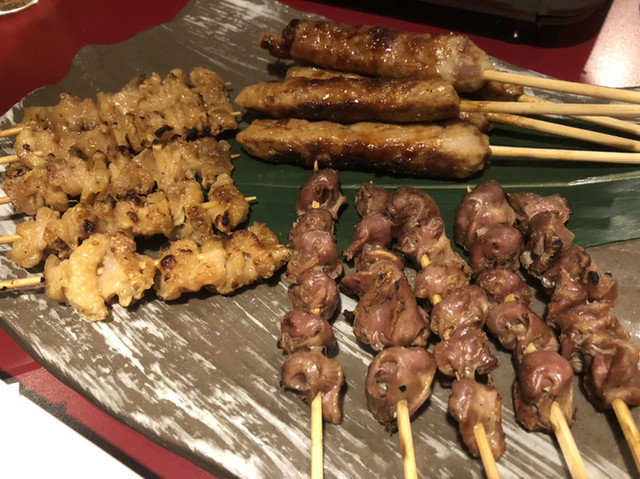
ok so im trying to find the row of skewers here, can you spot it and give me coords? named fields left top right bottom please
left=240, top=18, right=640, bottom=479
left=0, top=67, right=291, bottom=321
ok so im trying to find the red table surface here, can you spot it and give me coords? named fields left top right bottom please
left=1, top=0, right=638, bottom=477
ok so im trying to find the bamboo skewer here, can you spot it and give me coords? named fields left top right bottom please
left=490, top=146, right=640, bottom=164
left=518, top=95, right=640, bottom=137
left=483, top=70, right=640, bottom=105
left=550, top=402, right=589, bottom=479
left=396, top=399, right=418, bottom=479
left=0, top=125, right=23, bottom=138
left=612, top=398, right=640, bottom=474
left=0, top=276, right=44, bottom=291
left=0, top=154, right=18, bottom=165
left=473, top=423, right=500, bottom=479
left=461, top=100, right=640, bottom=118
left=486, top=113, right=640, bottom=152
left=310, top=391, right=324, bottom=479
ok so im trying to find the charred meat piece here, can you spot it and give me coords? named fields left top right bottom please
left=278, top=310, right=336, bottom=353
left=434, top=327, right=498, bottom=378
left=476, top=269, right=531, bottom=305
left=429, top=285, right=490, bottom=339
left=453, top=179, right=517, bottom=252
left=295, top=168, right=347, bottom=219
left=448, top=378, right=506, bottom=459
left=155, top=223, right=291, bottom=301
left=44, top=232, right=156, bottom=321
left=583, top=333, right=640, bottom=408
left=281, top=349, right=344, bottom=424
left=507, top=192, right=571, bottom=235
left=520, top=211, right=575, bottom=277
left=365, top=347, right=437, bottom=428
left=236, top=75, right=460, bottom=123
left=237, top=119, right=491, bottom=180
left=486, top=301, right=559, bottom=363
left=288, top=271, right=340, bottom=321
left=341, top=259, right=430, bottom=351
left=467, top=224, right=523, bottom=276
left=513, top=350, right=575, bottom=431
left=259, top=19, right=494, bottom=92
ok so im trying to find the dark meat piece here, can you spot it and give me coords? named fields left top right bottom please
left=259, top=19, right=493, bottom=92
left=551, top=302, right=629, bottom=372
left=288, top=271, right=339, bottom=321
left=343, top=213, right=393, bottom=262
left=467, top=224, right=524, bottom=276
left=546, top=271, right=590, bottom=322
left=542, top=245, right=618, bottom=305
left=453, top=179, right=517, bottom=251
left=507, top=192, right=571, bottom=235
left=384, top=186, right=440, bottom=237
left=513, top=351, right=575, bottom=431
left=520, top=212, right=575, bottom=277
left=235, top=76, right=460, bottom=123
left=351, top=244, right=405, bottom=272
left=434, top=328, right=498, bottom=378
left=295, top=168, right=346, bottom=219
left=395, top=216, right=468, bottom=271
left=286, top=230, right=342, bottom=284
left=354, top=182, right=390, bottom=217
left=429, top=285, right=490, bottom=339
left=278, top=310, right=336, bottom=353
left=365, top=346, right=438, bottom=429
left=341, top=260, right=430, bottom=351
left=448, top=378, right=506, bottom=459
left=582, top=333, right=640, bottom=408
left=288, top=208, right=335, bottom=244
left=486, top=301, right=559, bottom=363
left=281, top=350, right=344, bottom=424
left=476, top=269, right=531, bottom=305
left=414, top=262, right=471, bottom=305
left=237, top=119, right=491, bottom=180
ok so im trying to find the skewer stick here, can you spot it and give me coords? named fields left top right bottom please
left=550, top=401, right=589, bottom=479
left=612, top=398, right=640, bottom=473
left=490, top=145, right=640, bottom=164
left=473, top=423, right=500, bottom=479
left=486, top=113, right=640, bottom=152
left=0, top=125, right=23, bottom=138
left=461, top=100, right=640, bottom=118
left=519, top=95, right=640, bottom=137
left=0, top=154, right=18, bottom=165
left=0, top=197, right=11, bottom=206
left=0, top=233, right=21, bottom=245
left=310, top=391, right=324, bottom=479
left=483, top=70, right=640, bottom=105
left=423, top=253, right=498, bottom=477
left=396, top=399, right=418, bottom=479
left=0, top=276, right=44, bottom=291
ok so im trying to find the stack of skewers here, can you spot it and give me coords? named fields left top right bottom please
left=0, top=67, right=291, bottom=321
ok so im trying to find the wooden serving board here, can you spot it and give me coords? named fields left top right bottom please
left=1, top=0, right=640, bottom=477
